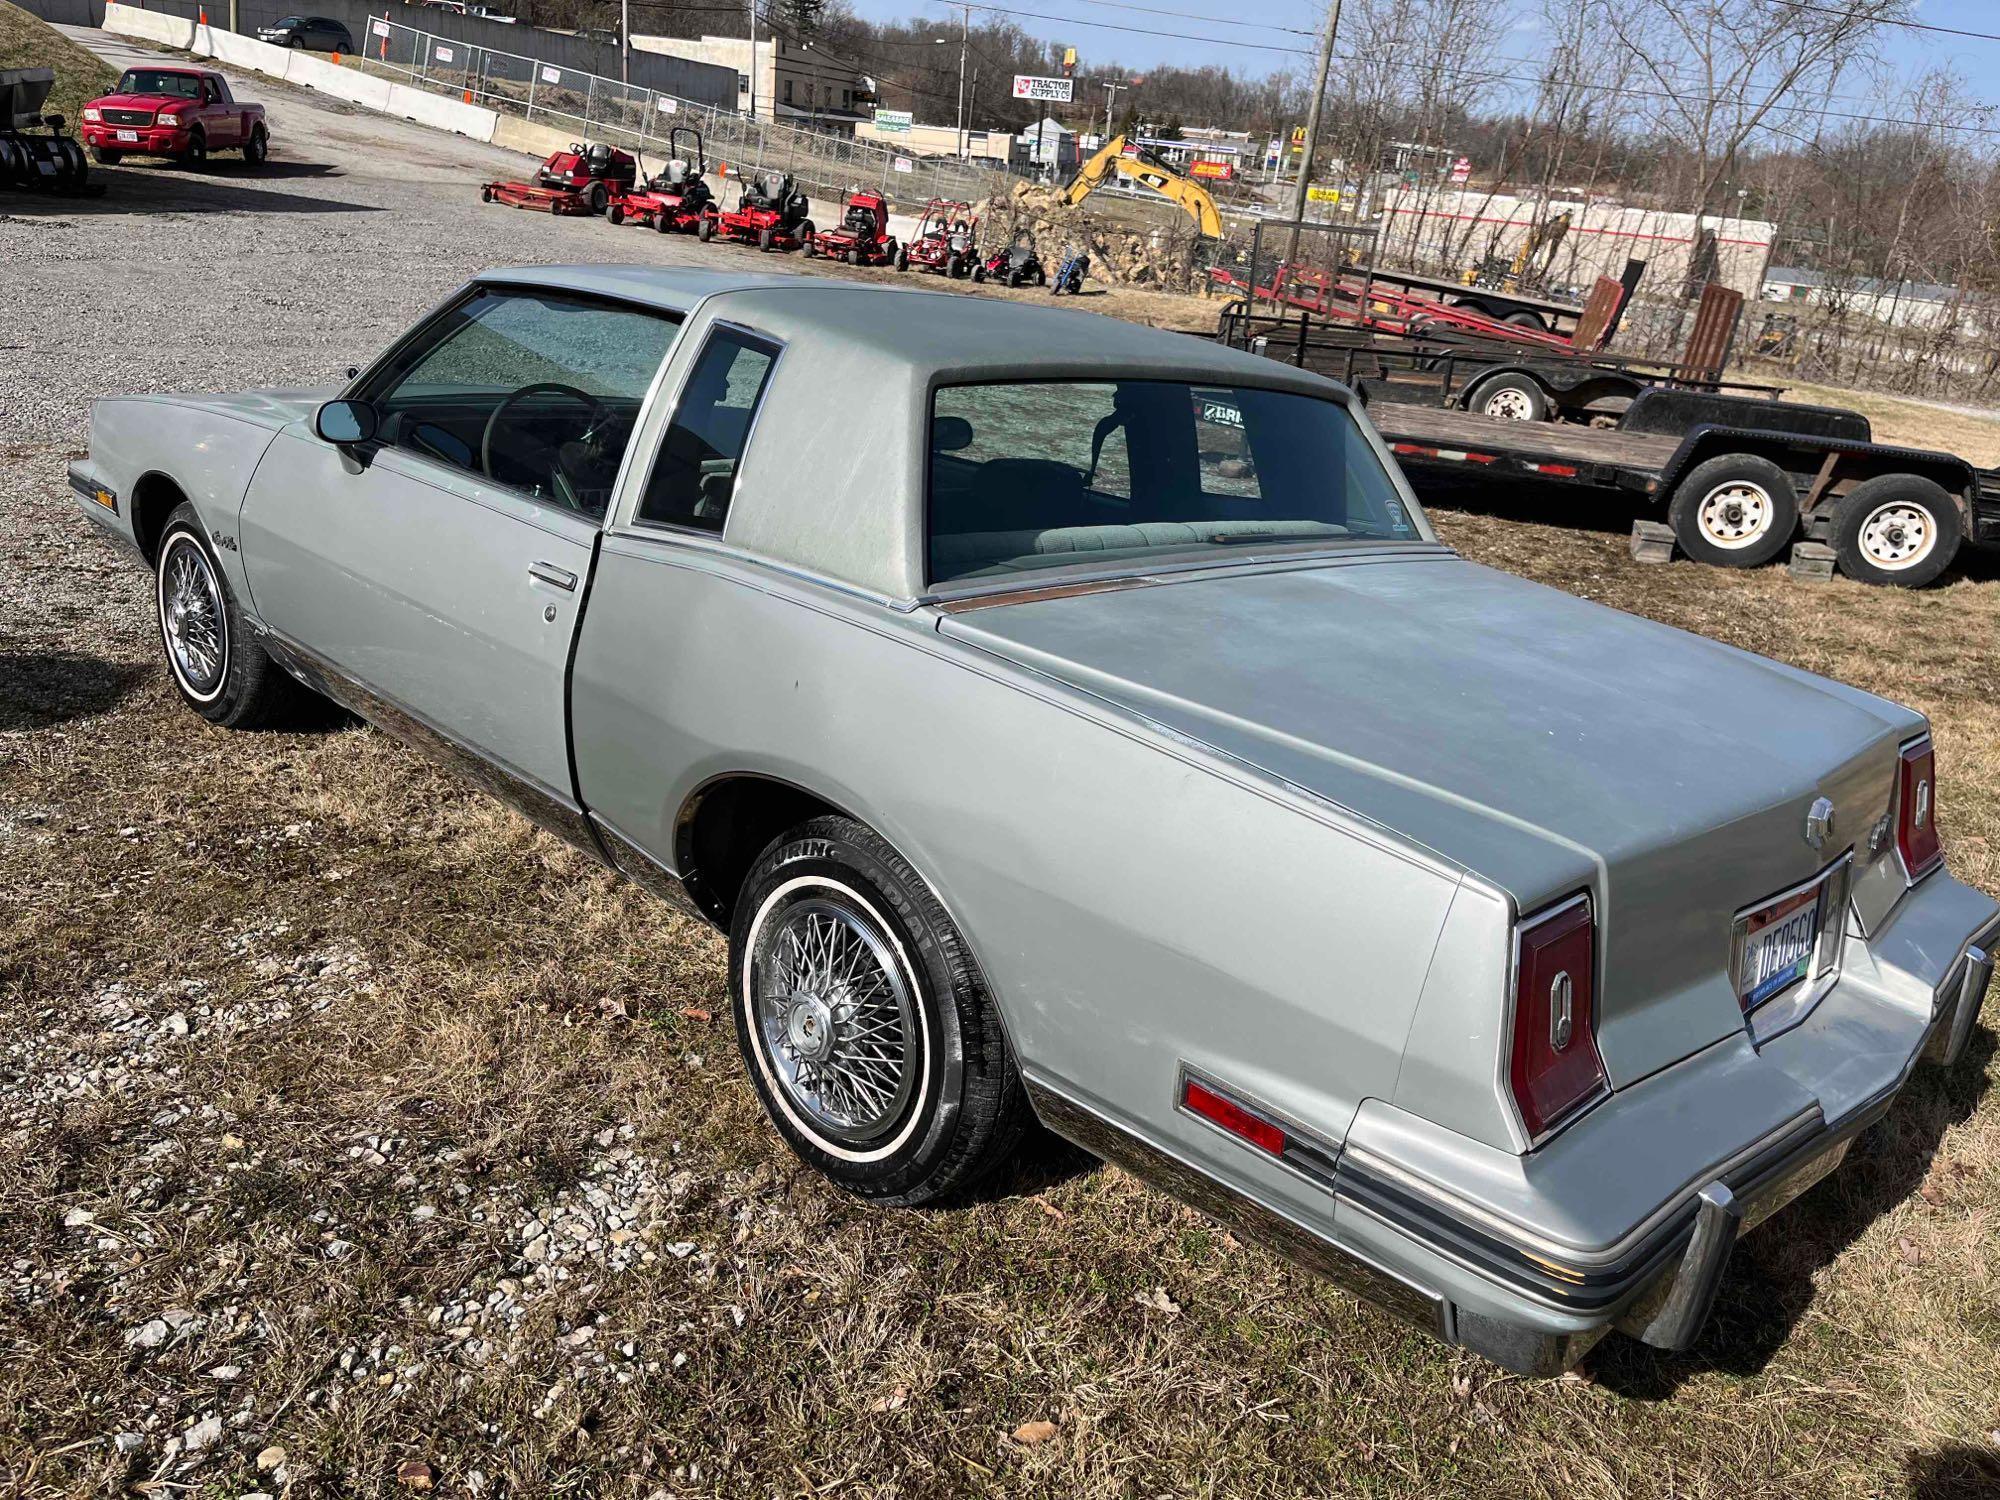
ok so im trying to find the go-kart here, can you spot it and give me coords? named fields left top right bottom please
left=607, top=127, right=713, bottom=233
left=482, top=140, right=635, bottom=215
left=702, top=169, right=814, bottom=252
left=973, top=232, right=1046, bottom=287
left=805, top=190, right=896, bottom=265
left=897, top=198, right=977, bottom=277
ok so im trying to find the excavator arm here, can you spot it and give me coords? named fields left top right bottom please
left=1060, top=134, right=1223, bottom=239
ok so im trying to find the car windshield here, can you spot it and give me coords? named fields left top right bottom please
left=116, top=70, right=203, bottom=98
left=926, top=379, right=1423, bottom=584
left=273, top=14, right=302, bottom=24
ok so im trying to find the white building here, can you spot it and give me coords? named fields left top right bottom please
left=852, top=118, right=1015, bottom=164
left=630, top=32, right=871, bottom=133
left=1760, top=266, right=1979, bottom=332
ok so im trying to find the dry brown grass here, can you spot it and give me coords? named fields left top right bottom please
left=5, top=422, right=2000, bottom=1495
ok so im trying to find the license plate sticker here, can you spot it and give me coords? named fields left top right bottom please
left=1739, top=884, right=1823, bottom=1010
left=117, top=129, right=138, bottom=141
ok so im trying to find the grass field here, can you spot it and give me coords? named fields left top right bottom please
left=0, top=0, right=115, bottom=130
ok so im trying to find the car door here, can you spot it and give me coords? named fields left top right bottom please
left=199, top=77, right=239, bottom=145
left=240, top=283, right=682, bottom=828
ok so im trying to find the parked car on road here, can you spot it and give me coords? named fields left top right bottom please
left=79, top=66, right=267, bottom=168
left=256, top=14, right=356, bottom=50
left=67, top=268, right=1998, bottom=1377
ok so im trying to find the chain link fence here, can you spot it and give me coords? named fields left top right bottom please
left=349, top=17, right=1012, bottom=213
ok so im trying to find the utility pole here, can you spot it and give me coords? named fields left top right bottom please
left=954, top=3, right=969, bottom=159
left=1100, top=78, right=1128, bottom=141
left=620, top=0, right=629, bottom=85
left=1287, top=0, right=1342, bottom=226
left=746, top=0, right=756, bottom=122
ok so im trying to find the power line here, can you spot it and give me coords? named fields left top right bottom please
left=1769, top=0, right=2000, bottom=44
left=926, top=0, right=1315, bottom=38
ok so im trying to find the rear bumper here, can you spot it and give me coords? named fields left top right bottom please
left=1029, top=877, right=1998, bottom=1376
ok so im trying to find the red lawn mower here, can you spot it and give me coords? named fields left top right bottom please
left=972, top=231, right=1047, bottom=287
left=898, top=199, right=977, bottom=277
left=804, top=190, right=896, bottom=265
left=482, top=140, right=636, bottom=215
left=701, top=169, right=814, bottom=252
left=606, top=127, right=714, bottom=233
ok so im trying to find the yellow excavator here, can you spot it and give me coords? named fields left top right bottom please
left=1060, top=135, right=1224, bottom=239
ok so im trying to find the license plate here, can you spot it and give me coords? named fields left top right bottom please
left=117, top=129, right=138, bottom=141
left=1738, top=884, right=1823, bottom=1010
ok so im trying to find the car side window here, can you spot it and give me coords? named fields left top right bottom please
left=359, top=287, right=680, bottom=519
left=635, top=327, right=779, bottom=533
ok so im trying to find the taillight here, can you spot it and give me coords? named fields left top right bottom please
left=1509, top=895, right=1608, bottom=1142
left=1896, top=737, right=1942, bottom=880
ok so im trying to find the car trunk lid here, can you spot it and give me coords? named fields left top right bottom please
left=938, top=556, right=1908, bottom=1087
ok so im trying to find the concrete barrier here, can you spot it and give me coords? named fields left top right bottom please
left=489, top=112, right=572, bottom=162
left=384, top=81, right=496, bottom=143
left=283, top=50, right=394, bottom=111
left=195, top=26, right=290, bottom=74
left=103, top=1, right=195, bottom=48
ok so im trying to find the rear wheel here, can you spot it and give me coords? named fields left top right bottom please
left=242, top=125, right=267, bottom=166
left=731, top=815, right=1029, bottom=1206
left=1832, top=474, right=1963, bottom=587
left=1667, top=453, right=1799, bottom=569
left=91, top=146, right=122, bottom=165
left=155, top=505, right=310, bottom=728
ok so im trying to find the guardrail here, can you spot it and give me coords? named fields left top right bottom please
left=348, top=16, right=1013, bottom=211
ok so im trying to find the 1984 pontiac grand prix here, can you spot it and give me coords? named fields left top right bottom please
left=69, top=267, right=1997, bottom=1375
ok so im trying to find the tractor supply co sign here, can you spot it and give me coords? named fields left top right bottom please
left=1012, top=75, right=1073, bottom=103
left=875, top=109, right=912, bottom=133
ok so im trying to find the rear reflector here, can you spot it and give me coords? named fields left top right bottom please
left=1509, top=895, right=1609, bottom=1142
left=1897, top=738, right=1942, bottom=880
left=1181, top=1077, right=1284, bottom=1156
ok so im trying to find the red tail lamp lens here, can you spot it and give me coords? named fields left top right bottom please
left=1897, top=739, right=1942, bottom=879
left=1509, top=897, right=1608, bottom=1142
left=1182, top=1077, right=1285, bottom=1156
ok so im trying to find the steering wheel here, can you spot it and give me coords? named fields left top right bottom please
left=480, top=382, right=610, bottom=506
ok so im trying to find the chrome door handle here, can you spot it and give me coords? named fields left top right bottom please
left=528, top=561, right=577, bottom=591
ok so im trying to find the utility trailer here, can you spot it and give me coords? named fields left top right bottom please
left=1356, top=391, right=2000, bottom=586
left=1215, top=280, right=1757, bottom=425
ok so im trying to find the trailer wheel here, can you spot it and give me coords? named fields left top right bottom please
left=1832, top=474, right=1962, bottom=587
left=1469, top=372, right=1549, bottom=423
left=1667, top=454, right=1799, bottom=568
left=1504, top=309, right=1548, bottom=332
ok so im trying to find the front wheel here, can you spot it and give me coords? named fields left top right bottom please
left=155, top=505, right=309, bottom=728
left=1666, top=453, right=1799, bottom=568
left=758, top=226, right=775, bottom=251
left=1832, top=474, right=1963, bottom=587
left=607, top=202, right=625, bottom=225
left=242, top=126, right=267, bottom=167
left=698, top=215, right=715, bottom=242
left=586, top=182, right=608, bottom=215
left=181, top=128, right=207, bottom=170
left=91, top=146, right=123, bottom=165
left=731, top=816, right=1030, bottom=1206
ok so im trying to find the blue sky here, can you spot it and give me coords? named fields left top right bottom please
left=842, top=0, right=2000, bottom=118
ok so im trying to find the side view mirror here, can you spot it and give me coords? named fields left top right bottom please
left=315, top=398, right=378, bottom=446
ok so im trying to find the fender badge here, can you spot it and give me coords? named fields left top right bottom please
left=1805, top=797, right=1836, bottom=851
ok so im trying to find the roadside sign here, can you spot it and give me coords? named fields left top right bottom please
left=1450, top=155, right=1471, bottom=183
left=1306, top=183, right=1340, bottom=204
left=893, top=156, right=913, bottom=173
left=1291, top=126, right=1306, bottom=145
left=656, top=96, right=676, bottom=113
left=368, top=17, right=389, bottom=36
left=1012, top=75, right=1073, bottom=103
left=1189, top=159, right=1233, bottom=181
left=875, top=108, right=912, bottom=133
left=540, top=64, right=559, bottom=83
left=434, top=44, right=454, bottom=63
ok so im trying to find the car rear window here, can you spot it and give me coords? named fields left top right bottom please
left=926, top=379, right=1421, bottom=584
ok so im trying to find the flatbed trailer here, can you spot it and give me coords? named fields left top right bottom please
left=1359, top=391, right=2000, bottom=587
left=1357, top=264, right=1585, bottom=336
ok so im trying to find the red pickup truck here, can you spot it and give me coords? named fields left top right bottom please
left=79, top=65, right=268, bottom=168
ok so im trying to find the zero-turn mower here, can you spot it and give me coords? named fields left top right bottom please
left=482, top=140, right=635, bottom=215
left=897, top=198, right=977, bottom=277
left=702, top=169, right=813, bottom=252
left=0, top=67, right=100, bottom=195
left=606, top=127, right=714, bottom=233
left=973, top=232, right=1046, bottom=288
left=804, top=190, right=896, bottom=265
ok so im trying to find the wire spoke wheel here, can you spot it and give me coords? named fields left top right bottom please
left=752, top=897, right=918, bottom=1144
left=159, top=537, right=227, bottom=698
left=1696, top=481, right=1773, bottom=549
left=1857, top=501, right=1935, bottom=571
